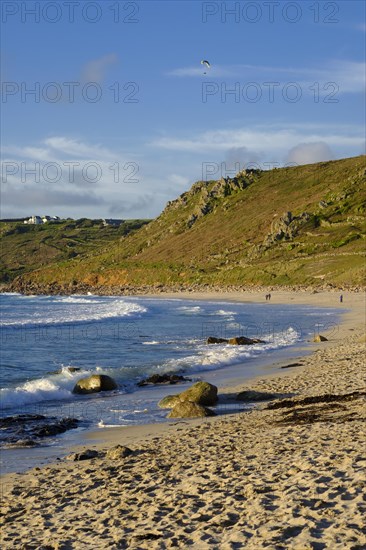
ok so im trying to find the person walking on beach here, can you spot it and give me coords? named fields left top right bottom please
left=340, top=294, right=343, bottom=303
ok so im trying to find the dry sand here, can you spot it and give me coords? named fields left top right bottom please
left=1, top=290, right=365, bottom=549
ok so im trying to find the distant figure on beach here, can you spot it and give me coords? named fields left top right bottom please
left=340, top=295, right=343, bottom=303
left=268, top=293, right=271, bottom=301
left=265, top=294, right=268, bottom=301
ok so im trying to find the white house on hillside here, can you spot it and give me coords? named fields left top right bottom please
left=24, top=215, right=60, bottom=225
left=24, top=215, right=43, bottom=225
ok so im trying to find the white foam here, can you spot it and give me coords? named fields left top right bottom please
left=1, top=296, right=147, bottom=327
left=212, top=309, right=237, bottom=316
left=155, top=327, right=301, bottom=375
left=0, top=365, right=118, bottom=410
left=177, top=306, right=202, bottom=314
left=0, top=379, right=72, bottom=409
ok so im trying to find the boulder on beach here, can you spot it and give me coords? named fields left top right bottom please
left=236, top=390, right=279, bottom=402
left=167, top=401, right=216, bottom=418
left=178, top=381, right=218, bottom=406
left=106, top=445, right=133, bottom=460
left=207, top=336, right=229, bottom=344
left=158, top=395, right=182, bottom=409
left=72, top=374, right=118, bottom=394
left=313, top=334, right=328, bottom=342
left=228, top=336, right=265, bottom=345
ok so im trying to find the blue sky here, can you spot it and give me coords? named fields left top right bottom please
left=1, top=0, right=365, bottom=219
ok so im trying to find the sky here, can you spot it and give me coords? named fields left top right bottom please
left=1, top=0, right=365, bottom=220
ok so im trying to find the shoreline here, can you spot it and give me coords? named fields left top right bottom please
left=1, top=281, right=365, bottom=297
left=0, top=290, right=349, bottom=474
left=0, top=291, right=362, bottom=462
left=77, top=289, right=365, bottom=448
left=1, top=290, right=365, bottom=548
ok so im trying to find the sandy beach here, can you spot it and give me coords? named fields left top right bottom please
left=1, top=290, right=365, bottom=549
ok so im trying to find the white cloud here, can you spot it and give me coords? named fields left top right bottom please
left=167, top=60, right=366, bottom=94
left=225, top=146, right=261, bottom=169
left=150, top=125, right=364, bottom=154
left=44, top=137, right=118, bottom=161
left=80, top=53, right=118, bottom=83
left=167, top=66, right=232, bottom=78
left=0, top=136, right=151, bottom=219
left=168, top=173, right=190, bottom=187
left=285, top=142, right=334, bottom=165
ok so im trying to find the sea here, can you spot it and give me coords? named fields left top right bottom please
left=0, top=293, right=341, bottom=473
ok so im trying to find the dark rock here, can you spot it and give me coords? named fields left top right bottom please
left=33, top=417, right=79, bottom=437
left=137, top=373, right=191, bottom=387
left=0, top=414, right=45, bottom=427
left=207, top=336, right=229, bottom=344
left=167, top=401, right=216, bottom=418
left=72, top=374, right=118, bottom=394
left=0, top=414, right=79, bottom=447
left=228, top=336, right=265, bottom=345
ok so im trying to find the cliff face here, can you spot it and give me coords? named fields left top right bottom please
left=2, top=156, right=366, bottom=290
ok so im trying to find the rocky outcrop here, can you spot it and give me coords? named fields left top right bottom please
left=264, top=211, right=311, bottom=245
left=178, top=381, right=218, bottom=406
left=161, top=173, right=259, bottom=229
left=167, top=401, right=216, bottom=418
left=72, top=374, right=118, bottom=394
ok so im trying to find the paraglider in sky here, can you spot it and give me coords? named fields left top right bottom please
left=201, top=60, right=211, bottom=74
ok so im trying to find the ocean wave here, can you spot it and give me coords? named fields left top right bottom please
left=0, top=366, right=122, bottom=410
left=177, top=306, right=202, bottom=314
left=155, top=327, right=300, bottom=375
left=1, top=296, right=147, bottom=327
left=211, top=309, right=237, bottom=316
left=0, top=379, right=73, bottom=409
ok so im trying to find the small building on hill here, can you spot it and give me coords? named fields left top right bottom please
left=103, top=219, right=123, bottom=227
left=24, top=215, right=43, bottom=225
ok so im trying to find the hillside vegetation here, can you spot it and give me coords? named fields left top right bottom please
left=0, top=219, right=149, bottom=283
left=2, top=156, right=365, bottom=290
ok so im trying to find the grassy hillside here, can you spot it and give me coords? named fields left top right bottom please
left=2, top=156, right=366, bottom=290
left=0, top=218, right=150, bottom=283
